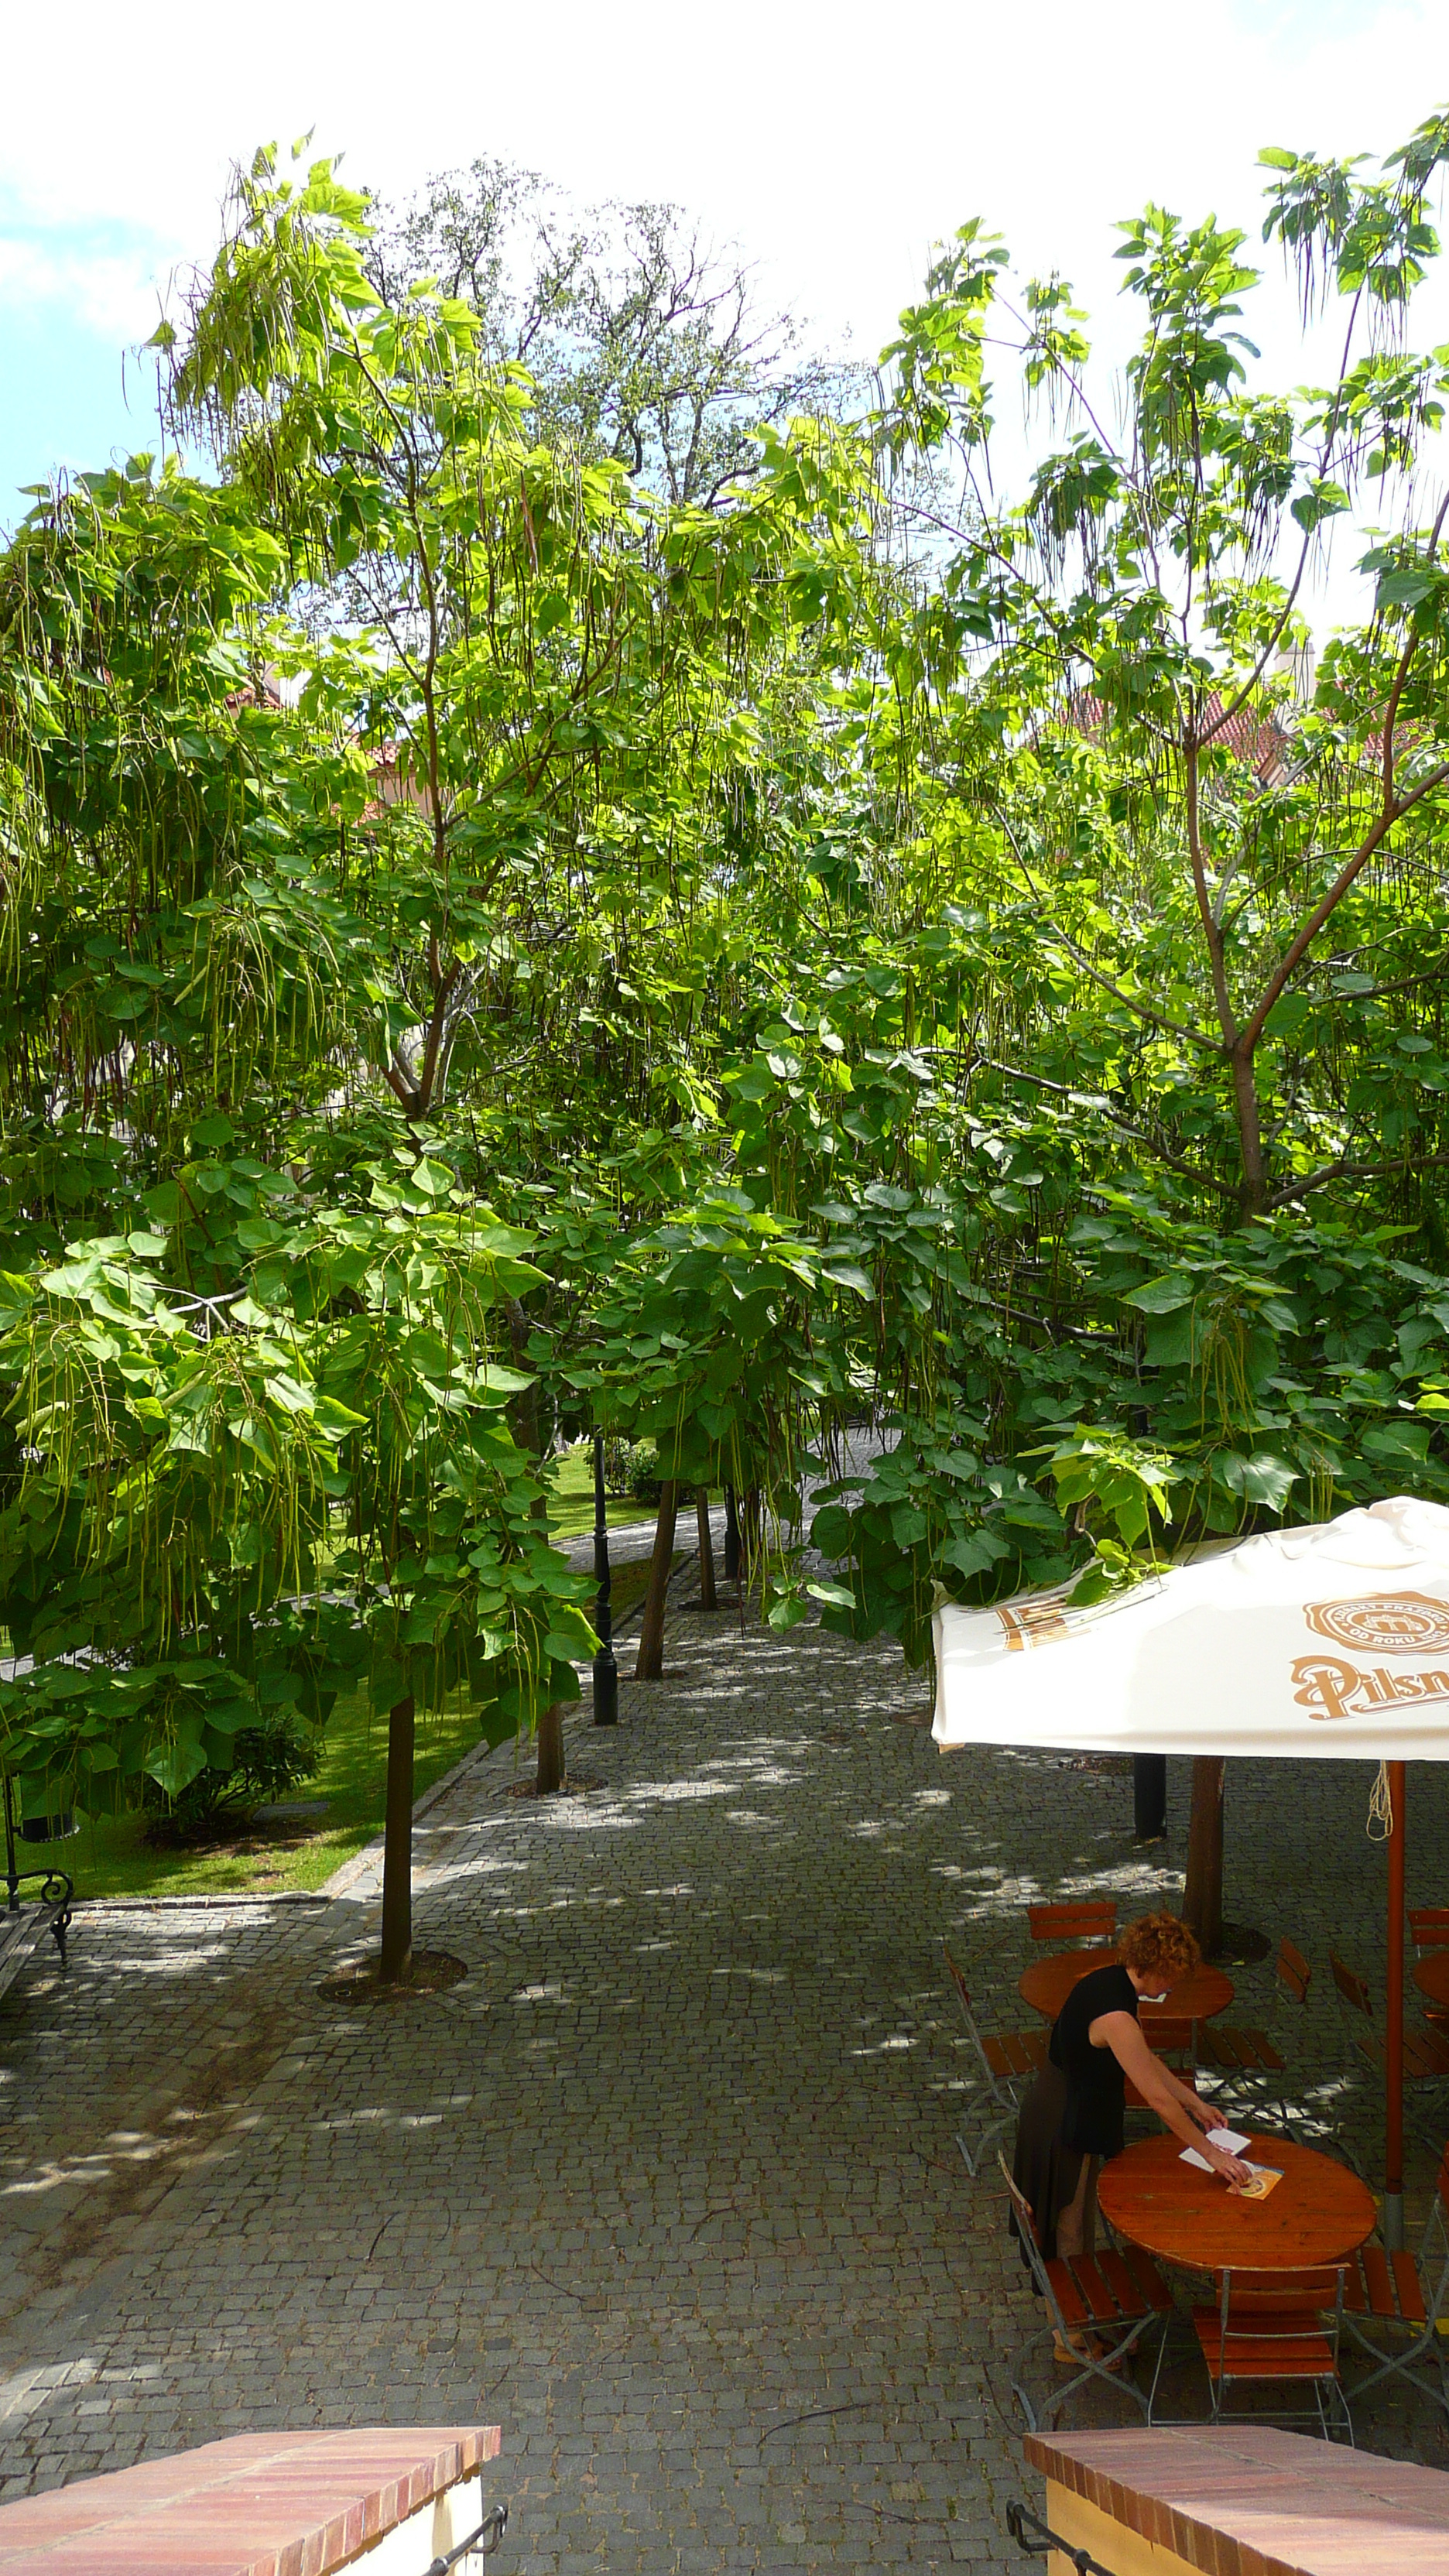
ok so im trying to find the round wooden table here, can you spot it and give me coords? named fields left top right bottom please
left=1415, top=1951, right=1449, bottom=2009
left=1098, top=2132, right=1376, bottom=2273
left=1018, top=1947, right=1235, bottom=2026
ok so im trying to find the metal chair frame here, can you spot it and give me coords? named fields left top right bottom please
left=996, top=2151, right=1173, bottom=2428
left=1341, top=2145, right=1449, bottom=2420
left=941, top=1938, right=1046, bottom=2177
left=1173, top=2264, right=1353, bottom=2443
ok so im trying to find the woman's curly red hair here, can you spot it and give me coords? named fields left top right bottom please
left=1119, top=1910, right=1200, bottom=1984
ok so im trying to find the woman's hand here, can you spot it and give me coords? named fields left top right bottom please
left=1203, top=2140, right=1255, bottom=2187
left=1181, top=2092, right=1220, bottom=2134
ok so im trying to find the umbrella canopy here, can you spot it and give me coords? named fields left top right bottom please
left=933, top=1494, right=1449, bottom=1760
left=930, top=1493, right=1449, bottom=2249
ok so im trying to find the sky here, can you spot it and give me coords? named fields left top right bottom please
left=2, top=0, right=1447, bottom=629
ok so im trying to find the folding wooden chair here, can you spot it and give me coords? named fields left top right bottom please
left=1026, top=1899, right=1117, bottom=1949
left=941, top=1939, right=1047, bottom=2175
left=1124, top=2016, right=1197, bottom=2115
left=1186, top=2266, right=1352, bottom=2441
left=1341, top=2143, right=1449, bottom=2419
left=1198, top=1937, right=1312, bottom=2132
left=1410, top=1910, right=1449, bottom=2032
left=1330, top=1951, right=1449, bottom=2148
left=996, top=2152, right=1173, bottom=2428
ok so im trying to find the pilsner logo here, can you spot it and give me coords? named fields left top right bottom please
left=1294, top=1595, right=1449, bottom=1720
left=995, top=1591, right=1072, bottom=1651
left=1303, top=1591, right=1449, bottom=1654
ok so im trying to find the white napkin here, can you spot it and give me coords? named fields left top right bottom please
left=1180, top=2126, right=1250, bottom=2172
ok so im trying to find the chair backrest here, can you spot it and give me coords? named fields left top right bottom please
left=1139, top=2013, right=1194, bottom=2054
left=1214, top=2266, right=1345, bottom=2376
left=996, top=2150, right=1042, bottom=2252
left=1027, top=1899, right=1116, bottom=1947
left=941, top=1937, right=972, bottom=2014
left=1330, top=1951, right=1373, bottom=2021
left=943, top=1937, right=1012, bottom=2098
left=1229, top=2265, right=1344, bottom=2306
left=1410, top=1908, right=1449, bottom=1954
left=1276, top=1936, right=1311, bottom=2006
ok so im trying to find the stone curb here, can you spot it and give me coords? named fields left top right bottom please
left=71, top=1890, right=334, bottom=1911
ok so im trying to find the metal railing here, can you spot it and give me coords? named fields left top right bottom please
left=423, top=2500, right=508, bottom=2574
left=1007, top=2498, right=1120, bottom=2574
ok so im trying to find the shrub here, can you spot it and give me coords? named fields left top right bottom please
left=143, top=1717, right=324, bottom=1844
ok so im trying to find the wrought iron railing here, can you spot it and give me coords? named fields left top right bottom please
left=423, top=2499, right=508, bottom=2573
left=1007, top=2498, right=1120, bottom=2574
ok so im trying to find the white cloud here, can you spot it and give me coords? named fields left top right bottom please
left=0, top=235, right=162, bottom=341
left=2, top=0, right=1445, bottom=352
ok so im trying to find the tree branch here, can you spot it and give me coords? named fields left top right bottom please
left=1267, top=1152, right=1449, bottom=1211
left=1239, top=759, right=1449, bottom=1057
left=994, top=810, right=1221, bottom=1053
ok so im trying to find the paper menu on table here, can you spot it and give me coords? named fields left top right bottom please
left=1180, top=2126, right=1251, bottom=2172
left=1228, top=2165, right=1283, bottom=2202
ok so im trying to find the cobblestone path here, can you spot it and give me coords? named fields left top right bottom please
left=3, top=1604, right=1449, bottom=2568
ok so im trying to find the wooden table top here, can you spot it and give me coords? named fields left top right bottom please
left=1416, top=1952, right=1449, bottom=2009
left=1017, top=1946, right=1235, bottom=2024
left=1097, top=2131, right=1376, bottom=2273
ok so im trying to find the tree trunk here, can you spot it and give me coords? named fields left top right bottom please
left=635, top=1481, right=679, bottom=1679
left=723, top=1485, right=741, bottom=1582
left=1182, top=1756, right=1225, bottom=1958
left=1132, top=1753, right=1168, bottom=1843
left=1229, top=1043, right=1269, bottom=1221
left=696, top=1488, right=717, bottom=1611
left=536, top=1700, right=566, bottom=1793
left=379, top=1693, right=416, bottom=1985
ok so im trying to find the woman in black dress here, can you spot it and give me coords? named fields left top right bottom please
left=1012, top=1911, right=1252, bottom=2356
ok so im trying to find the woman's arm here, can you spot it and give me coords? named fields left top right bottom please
left=1091, top=2012, right=1253, bottom=2184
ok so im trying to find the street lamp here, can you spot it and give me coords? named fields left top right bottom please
left=591, top=1430, right=618, bottom=1725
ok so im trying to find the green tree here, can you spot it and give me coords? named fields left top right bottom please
left=374, top=155, right=848, bottom=504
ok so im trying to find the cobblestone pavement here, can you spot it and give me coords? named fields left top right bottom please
left=3, top=1604, right=1449, bottom=2570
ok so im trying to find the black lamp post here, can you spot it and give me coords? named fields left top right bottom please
left=591, top=1430, right=618, bottom=1725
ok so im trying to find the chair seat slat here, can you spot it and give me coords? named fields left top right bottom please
left=1067, top=2253, right=1135, bottom=2322
left=1045, top=2258, right=1091, bottom=2327
left=1093, top=2256, right=1149, bottom=2338
left=1122, top=2245, right=1175, bottom=2314
left=1191, top=2307, right=1337, bottom=2378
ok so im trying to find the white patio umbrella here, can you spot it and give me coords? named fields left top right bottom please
left=931, top=1493, right=1449, bottom=2245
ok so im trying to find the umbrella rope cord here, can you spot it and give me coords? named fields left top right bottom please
left=1367, top=1759, right=1392, bottom=1841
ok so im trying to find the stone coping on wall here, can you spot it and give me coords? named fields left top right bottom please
left=1026, top=2425, right=1449, bottom=2576
left=0, top=2424, right=502, bottom=2575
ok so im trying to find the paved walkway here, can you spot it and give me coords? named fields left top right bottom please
left=2, top=1605, right=1449, bottom=2570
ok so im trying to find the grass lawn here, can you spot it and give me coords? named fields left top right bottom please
left=546, top=1441, right=667, bottom=1540
left=23, top=1550, right=666, bottom=1903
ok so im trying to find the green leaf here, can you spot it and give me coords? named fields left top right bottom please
left=1122, top=1273, right=1194, bottom=1314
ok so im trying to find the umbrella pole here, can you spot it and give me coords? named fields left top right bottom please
left=1385, top=1759, right=1406, bottom=2251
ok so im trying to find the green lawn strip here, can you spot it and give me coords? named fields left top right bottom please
left=544, top=1445, right=717, bottom=1544
left=544, top=1440, right=660, bottom=1541
left=28, top=1551, right=677, bottom=1903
